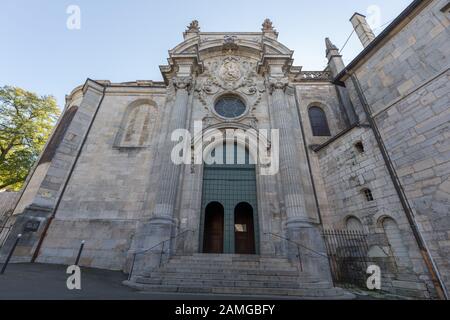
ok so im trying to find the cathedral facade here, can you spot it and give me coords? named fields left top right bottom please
left=1, top=0, right=449, bottom=299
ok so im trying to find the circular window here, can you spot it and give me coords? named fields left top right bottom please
left=214, top=96, right=246, bottom=119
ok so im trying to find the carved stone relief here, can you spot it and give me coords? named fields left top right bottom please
left=195, top=55, right=266, bottom=118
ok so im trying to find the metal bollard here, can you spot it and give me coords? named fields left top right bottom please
left=0, top=233, right=22, bottom=275
left=74, top=240, right=85, bottom=266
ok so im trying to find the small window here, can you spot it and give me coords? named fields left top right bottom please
left=308, top=106, right=331, bottom=137
left=362, top=188, right=374, bottom=202
left=355, top=141, right=365, bottom=154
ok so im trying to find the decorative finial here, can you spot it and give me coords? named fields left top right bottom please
left=261, top=19, right=278, bottom=38
left=262, top=19, right=275, bottom=32
left=186, top=20, right=200, bottom=33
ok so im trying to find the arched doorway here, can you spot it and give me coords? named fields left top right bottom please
left=203, top=202, right=224, bottom=253
left=234, top=202, right=256, bottom=254
left=200, top=142, right=259, bottom=254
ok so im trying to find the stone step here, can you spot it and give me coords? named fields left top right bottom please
left=135, top=277, right=332, bottom=289
left=149, top=269, right=322, bottom=280
left=172, top=258, right=296, bottom=266
left=146, top=266, right=301, bottom=277
left=162, top=261, right=299, bottom=271
left=123, top=254, right=355, bottom=299
left=136, top=278, right=329, bottom=289
left=191, top=253, right=263, bottom=259
left=148, top=271, right=305, bottom=282
left=135, top=277, right=306, bottom=289
left=123, top=281, right=353, bottom=299
left=174, top=255, right=292, bottom=263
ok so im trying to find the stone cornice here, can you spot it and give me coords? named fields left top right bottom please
left=82, top=79, right=106, bottom=95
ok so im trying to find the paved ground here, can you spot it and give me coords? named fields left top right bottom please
left=0, top=263, right=387, bottom=300
left=0, top=263, right=300, bottom=300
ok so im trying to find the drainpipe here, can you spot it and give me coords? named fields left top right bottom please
left=350, top=73, right=448, bottom=300
left=31, top=81, right=107, bottom=262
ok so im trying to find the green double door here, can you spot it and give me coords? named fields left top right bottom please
left=200, top=164, right=259, bottom=254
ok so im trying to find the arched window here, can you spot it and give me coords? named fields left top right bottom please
left=308, top=106, right=331, bottom=137
left=362, top=188, right=374, bottom=202
left=382, top=217, right=410, bottom=267
left=116, top=101, right=158, bottom=148
left=346, top=216, right=364, bottom=232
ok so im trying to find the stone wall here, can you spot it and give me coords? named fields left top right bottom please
left=313, top=126, right=437, bottom=298
left=36, top=91, right=167, bottom=270
left=342, top=0, right=450, bottom=294
left=0, top=81, right=106, bottom=263
left=296, top=82, right=349, bottom=146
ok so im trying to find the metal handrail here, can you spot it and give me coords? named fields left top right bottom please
left=265, top=232, right=328, bottom=259
left=265, top=232, right=302, bottom=272
left=265, top=232, right=330, bottom=272
left=128, top=229, right=194, bottom=280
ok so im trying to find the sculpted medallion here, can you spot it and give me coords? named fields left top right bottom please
left=219, top=58, right=242, bottom=83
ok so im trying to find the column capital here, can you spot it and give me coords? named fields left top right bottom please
left=172, top=76, right=193, bottom=91
left=267, top=76, right=289, bottom=94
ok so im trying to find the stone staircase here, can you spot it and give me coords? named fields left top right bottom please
left=123, top=254, right=354, bottom=299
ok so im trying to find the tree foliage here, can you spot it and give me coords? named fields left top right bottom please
left=0, top=86, right=60, bottom=191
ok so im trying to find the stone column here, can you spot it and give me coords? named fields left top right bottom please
left=127, top=76, right=193, bottom=276
left=268, top=76, right=332, bottom=282
left=152, top=76, right=192, bottom=222
left=269, top=77, right=309, bottom=221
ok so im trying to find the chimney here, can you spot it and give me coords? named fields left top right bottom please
left=350, top=13, right=375, bottom=48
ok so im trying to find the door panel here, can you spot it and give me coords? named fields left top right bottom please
left=203, top=202, right=224, bottom=254
left=234, top=202, right=256, bottom=254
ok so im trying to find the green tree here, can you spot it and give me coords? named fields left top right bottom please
left=0, top=86, right=60, bottom=191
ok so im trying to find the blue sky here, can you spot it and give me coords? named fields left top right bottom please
left=0, top=0, right=412, bottom=108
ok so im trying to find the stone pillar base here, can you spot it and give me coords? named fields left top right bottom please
left=125, top=218, right=174, bottom=276
left=286, top=220, right=333, bottom=284
left=0, top=205, right=52, bottom=263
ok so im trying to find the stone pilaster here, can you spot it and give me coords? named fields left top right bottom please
left=152, top=76, right=192, bottom=222
left=267, top=76, right=332, bottom=282
left=127, top=75, right=193, bottom=276
left=268, top=77, right=309, bottom=222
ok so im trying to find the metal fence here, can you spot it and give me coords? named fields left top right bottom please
left=322, top=229, right=370, bottom=289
